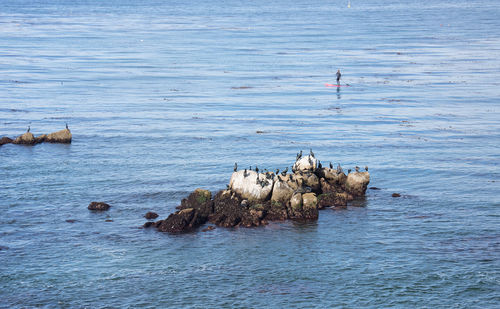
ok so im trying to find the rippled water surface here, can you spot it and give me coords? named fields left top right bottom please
left=1, top=0, right=499, bottom=307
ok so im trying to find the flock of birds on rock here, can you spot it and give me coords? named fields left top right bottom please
left=232, top=150, right=369, bottom=190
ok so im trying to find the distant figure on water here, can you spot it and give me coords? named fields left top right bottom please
left=336, top=69, right=341, bottom=85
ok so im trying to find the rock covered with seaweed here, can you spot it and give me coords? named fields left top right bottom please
left=146, top=150, right=370, bottom=233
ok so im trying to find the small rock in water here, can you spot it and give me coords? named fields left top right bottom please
left=369, top=187, right=381, bottom=190
left=392, top=193, right=401, bottom=197
left=88, top=201, right=111, bottom=211
left=105, top=219, right=113, bottom=222
left=66, top=219, right=77, bottom=223
left=144, top=211, right=159, bottom=219
left=202, top=226, right=216, bottom=232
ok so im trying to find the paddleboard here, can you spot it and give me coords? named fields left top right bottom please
left=325, top=83, right=350, bottom=87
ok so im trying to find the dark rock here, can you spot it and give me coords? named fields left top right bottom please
left=264, top=200, right=288, bottom=221
left=392, top=193, right=401, bottom=197
left=0, top=137, right=13, bottom=146
left=369, top=187, right=381, bottom=190
left=144, top=211, right=159, bottom=220
left=156, top=189, right=214, bottom=233
left=88, top=201, right=111, bottom=211
left=202, top=226, right=216, bottom=232
left=317, top=192, right=349, bottom=209
left=35, top=134, right=47, bottom=144
left=209, top=190, right=266, bottom=228
left=105, top=219, right=113, bottom=222
left=157, top=208, right=196, bottom=233
left=66, top=219, right=77, bottom=223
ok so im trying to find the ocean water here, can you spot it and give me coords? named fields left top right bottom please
left=1, top=0, right=499, bottom=307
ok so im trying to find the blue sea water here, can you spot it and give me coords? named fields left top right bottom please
left=1, top=0, right=499, bottom=307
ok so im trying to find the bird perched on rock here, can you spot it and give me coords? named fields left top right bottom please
left=318, top=161, right=323, bottom=169
left=365, top=166, right=369, bottom=171
left=281, top=167, right=288, bottom=176
left=298, top=150, right=302, bottom=160
left=348, top=169, right=351, bottom=174
left=276, top=169, right=279, bottom=175
left=310, top=149, right=315, bottom=158
left=329, top=162, right=333, bottom=169
left=65, top=123, right=69, bottom=130
left=337, top=163, right=343, bottom=174
left=27, top=126, right=30, bottom=133
left=355, top=166, right=360, bottom=172
left=243, top=169, right=248, bottom=177
left=234, top=163, right=238, bottom=172
left=255, top=166, right=259, bottom=173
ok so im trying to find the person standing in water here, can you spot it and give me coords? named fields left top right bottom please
left=336, top=69, right=341, bottom=85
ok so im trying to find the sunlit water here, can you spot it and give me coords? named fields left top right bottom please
left=1, top=0, right=499, bottom=307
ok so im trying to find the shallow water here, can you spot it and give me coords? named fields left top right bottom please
left=1, top=0, right=499, bottom=307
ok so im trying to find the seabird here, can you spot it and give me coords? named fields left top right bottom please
left=298, top=150, right=302, bottom=159
left=244, top=169, right=248, bottom=177
left=65, top=123, right=69, bottom=130
left=318, top=161, right=323, bottom=169
left=310, top=148, right=315, bottom=158
left=348, top=169, right=351, bottom=174
left=337, top=163, right=342, bottom=174
left=329, top=162, right=333, bottom=169
left=283, top=167, right=288, bottom=174
left=255, top=166, right=259, bottom=173
left=234, top=163, right=238, bottom=172
left=365, top=166, right=369, bottom=171
left=276, top=169, right=279, bottom=175
left=27, top=126, right=30, bottom=133
left=336, top=69, right=341, bottom=85
left=355, top=166, right=360, bottom=172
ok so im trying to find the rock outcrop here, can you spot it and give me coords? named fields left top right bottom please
left=45, top=128, right=72, bottom=143
left=5, top=127, right=72, bottom=146
left=146, top=152, right=370, bottom=233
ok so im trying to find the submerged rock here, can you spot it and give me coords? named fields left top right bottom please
left=45, top=128, right=71, bottom=143
left=0, top=137, right=13, bottom=146
left=88, top=201, right=111, bottom=211
left=12, top=132, right=35, bottom=145
left=144, top=211, right=159, bottom=220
